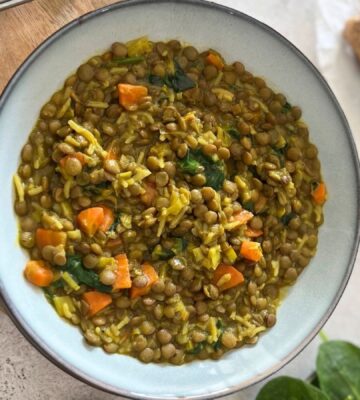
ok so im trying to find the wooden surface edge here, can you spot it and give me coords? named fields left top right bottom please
left=0, top=0, right=121, bottom=95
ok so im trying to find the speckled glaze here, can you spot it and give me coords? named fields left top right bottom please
left=0, top=0, right=359, bottom=399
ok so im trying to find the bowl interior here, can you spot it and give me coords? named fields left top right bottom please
left=0, top=1, right=359, bottom=399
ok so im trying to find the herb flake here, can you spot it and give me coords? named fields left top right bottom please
left=149, top=61, right=196, bottom=92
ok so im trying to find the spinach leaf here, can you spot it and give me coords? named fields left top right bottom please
left=149, top=61, right=196, bottom=92
left=173, top=237, right=187, bottom=253
left=151, top=245, right=175, bottom=261
left=109, top=56, right=144, bottom=66
left=243, top=201, right=255, bottom=213
left=280, top=212, right=297, bottom=225
left=248, top=165, right=264, bottom=182
left=272, top=145, right=288, bottom=156
left=281, top=101, right=292, bottom=113
left=256, top=377, right=329, bottom=400
left=151, top=238, right=187, bottom=261
left=178, top=149, right=225, bottom=190
left=190, top=149, right=225, bottom=190
left=213, top=319, right=225, bottom=351
left=227, top=127, right=241, bottom=139
left=213, top=339, right=222, bottom=351
left=186, top=342, right=205, bottom=355
left=165, top=61, right=196, bottom=92
left=309, top=373, right=320, bottom=389
left=311, top=181, right=320, bottom=192
left=205, top=165, right=225, bottom=190
left=178, top=151, right=202, bottom=175
left=271, top=145, right=287, bottom=168
left=43, top=279, right=64, bottom=303
left=316, top=340, right=360, bottom=400
left=109, top=212, right=121, bottom=232
left=85, top=181, right=112, bottom=194
left=65, top=255, right=111, bottom=293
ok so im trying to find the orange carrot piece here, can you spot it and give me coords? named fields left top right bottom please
left=77, top=207, right=104, bottom=237
left=98, top=206, right=114, bottom=233
left=240, top=240, right=263, bottom=262
left=59, top=152, right=86, bottom=169
left=206, top=52, right=224, bottom=70
left=35, top=228, right=67, bottom=249
left=312, top=182, right=327, bottom=205
left=83, top=291, right=112, bottom=316
left=113, top=253, right=132, bottom=289
left=245, top=227, right=263, bottom=238
left=24, top=260, right=54, bottom=287
left=140, top=182, right=157, bottom=206
left=231, top=210, right=254, bottom=225
left=130, top=262, right=159, bottom=299
left=118, top=83, right=148, bottom=110
left=212, top=263, right=244, bottom=291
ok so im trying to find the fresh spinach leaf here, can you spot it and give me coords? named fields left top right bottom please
left=178, top=149, right=225, bottom=190
left=216, top=319, right=224, bottom=329
left=248, top=165, right=264, bottom=182
left=151, top=245, right=175, bottom=261
left=281, top=102, right=292, bottom=113
left=271, top=145, right=287, bottom=168
left=256, top=377, right=329, bottom=400
left=311, top=181, right=320, bottom=192
left=165, top=61, right=196, bottom=92
left=44, top=290, right=54, bottom=304
left=173, top=237, right=187, bottom=253
left=191, top=149, right=225, bottom=190
left=43, top=279, right=64, bottom=303
left=186, top=342, right=205, bottom=355
left=227, top=127, right=241, bottom=139
left=109, top=212, right=121, bottom=232
left=205, top=165, right=225, bottom=190
left=85, top=181, right=112, bottom=195
left=151, top=238, right=187, bottom=261
left=213, top=339, right=222, bottom=351
left=48, top=279, right=65, bottom=290
left=148, top=61, right=196, bottom=92
left=309, top=373, right=320, bottom=389
left=65, top=255, right=111, bottom=293
left=316, top=340, right=360, bottom=400
left=280, top=212, right=297, bottom=225
left=272, top=145, right=288, bottom=157
left=213, top=319, right=225, bottom=351
left=243, top=201, right=255, bottom=213
left=178, top=151, right=202, bottom=175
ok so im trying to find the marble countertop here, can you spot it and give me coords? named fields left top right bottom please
left=1, top=0, right=359, bottom=399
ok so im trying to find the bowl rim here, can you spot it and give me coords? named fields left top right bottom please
left=0, top=0, right=359, bottom=399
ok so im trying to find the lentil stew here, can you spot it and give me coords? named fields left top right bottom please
left=13, top=37, right=327, bottom=364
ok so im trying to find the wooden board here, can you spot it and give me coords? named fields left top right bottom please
left=0, top=0, right=121, bottom=94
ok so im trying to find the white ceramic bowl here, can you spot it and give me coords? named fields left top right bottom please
left=0, top=1, right=359, bottom=399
